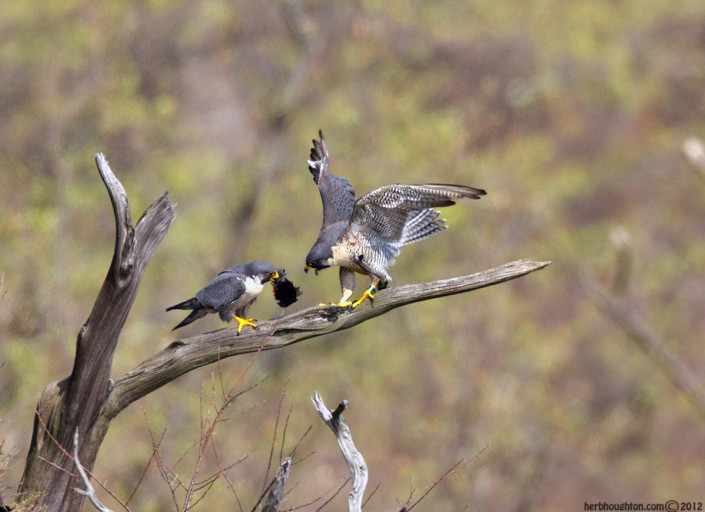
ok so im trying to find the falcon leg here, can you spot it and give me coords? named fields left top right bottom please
left=336, top=288, right=354, bottom=307
left=234, top=315, right=257, bottom=334
left=337, top=268, right=357, bottom=306
left=351, top=275, right=383, bottom=308
left=317, top=288, right=353, bottom=307
left=317, top=267, right=356, bottom=307
left=351, top=286, right=376, bottom=308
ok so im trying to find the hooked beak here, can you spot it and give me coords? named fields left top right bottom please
left=269, top=271, right=280, bottom=282
left=304, top=263, right=318, bottom=276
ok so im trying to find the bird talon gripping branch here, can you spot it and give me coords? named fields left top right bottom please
left=235, top=316, right=257, bottom=333
left=351, top=287, right=376, bottom=308
left=303, top=130, right=486, bottom=306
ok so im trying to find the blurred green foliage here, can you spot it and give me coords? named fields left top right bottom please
left=2, top=0, right=705, bottom=510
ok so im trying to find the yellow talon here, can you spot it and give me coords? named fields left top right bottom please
left=351, top=287, right=376, bottom=308
left=317, top=301, right=352, bottom=307
left=234, top=316, right=257, bottom=333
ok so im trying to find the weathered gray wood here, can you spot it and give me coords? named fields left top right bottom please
left=105, top=259, right=550, bottom=419
left=260, top=457, right=292, bottom=512
left=17, top=154, right=176, bottom=512
left=312, top=392, right=366, bottom=512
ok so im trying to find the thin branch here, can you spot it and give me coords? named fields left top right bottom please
left=682, top=136, right=705, bottom=182
left=581, top=271, right=705, bottom=420
left=312, top=393, right=367, bottom=512
left=107, top=260, right=551, bottom=418
left=261, top=383, right=290, bottom=496
left=72, top=431, right=115, bottom=512
left=400, top=459, right=464, bottom=512
left=397, top=443, right=489, bottom=511
left=311, top=477, right=352, bottom=512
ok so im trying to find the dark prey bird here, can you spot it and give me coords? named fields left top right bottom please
left=167, top=261, right=281, bottom=333
left=304, top=130, right=486, bottom=308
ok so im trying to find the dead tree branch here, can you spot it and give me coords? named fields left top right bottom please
left=581, top=271, right=705, bottom=421
left=258, top=457, right=292, bottom=512
left=312, top=392, right=367, bottom=512
left=682, top=136, right=705, bottom=182
left=105, top=259, right=550, bottom=419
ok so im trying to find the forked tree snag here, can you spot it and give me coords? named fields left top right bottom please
left=16, top=154, right=549, bottom=511
left=18, top=155, right=176, bottom=512
left=312, top=393, right=367, bottom=512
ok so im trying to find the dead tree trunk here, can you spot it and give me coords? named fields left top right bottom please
left=15, top=154, right=550, bottom=511
left=17, top=155, right=176, bottom=511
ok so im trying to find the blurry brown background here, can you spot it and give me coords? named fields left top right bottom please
left=1, top=0, right=704, bottom=510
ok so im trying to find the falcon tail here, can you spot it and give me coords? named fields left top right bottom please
left=171, top=309, right=208, bottom=330
left=166, top=297, right=201, bottom=311
left=167, top=297, right=207, bottom=330
left=308, top=130, right=329, bottom=185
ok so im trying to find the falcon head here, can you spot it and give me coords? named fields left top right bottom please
left=304, top=244, right=334, bottom=275
left=246, top=261, right=279, bottom=283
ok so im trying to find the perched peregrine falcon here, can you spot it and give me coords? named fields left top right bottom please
left=167, top=261, right=280, bottom=333
left=304, top=130, right=486, bottom=308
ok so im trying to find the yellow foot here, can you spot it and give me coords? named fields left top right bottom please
left=351, top=288, right=376, bottom=308
left=234, top=316, right=257, bottom=334
left=318, top=301, right=353, bottom=307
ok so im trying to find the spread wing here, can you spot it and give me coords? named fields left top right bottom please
left=195, top=271, right=247, bottom=311
left=346, top=184, right=485, bottom=278
left=349, top=183, right=484, bottom=247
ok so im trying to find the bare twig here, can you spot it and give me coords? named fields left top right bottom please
left=72, top=431, right=115, bottom=512
left=581, top=271, right=705, bottom=420
left=311, top=477, right=352, bottom=512
left=397, top=443, right=489, bottom=511
left=609, top=226, right=633, bottom=296
left=312, top=393, right=367, bottom=512
left=261, top=384, right=290, bottom=496
left=183, top=375, right=254, bottom=510
left=682, top=136, right=705, bottom=181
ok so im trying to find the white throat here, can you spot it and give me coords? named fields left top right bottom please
left=244, top=275, right=264, bottom=296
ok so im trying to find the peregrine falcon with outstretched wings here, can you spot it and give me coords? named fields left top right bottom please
left=167, top=261, right=284, bottom=333
left=304, top=130, right=486, bottom=308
